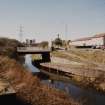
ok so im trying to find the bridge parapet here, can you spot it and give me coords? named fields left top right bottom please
left=17, top=47, right=50, bottom=51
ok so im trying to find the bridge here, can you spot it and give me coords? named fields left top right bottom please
left=17, top=47, right=50, bottom=54
left=17, top=47, right=51, bottom=63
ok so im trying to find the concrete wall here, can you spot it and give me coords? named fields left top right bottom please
left=90, top=37, right=103, bottom=46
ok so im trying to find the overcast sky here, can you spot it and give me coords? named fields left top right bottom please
left=0, top=0, right=105, bottom=42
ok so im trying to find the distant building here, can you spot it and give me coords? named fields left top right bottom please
left=26, top=39, right=36, bottom=46
left=70, top=33, right=105, bottom=48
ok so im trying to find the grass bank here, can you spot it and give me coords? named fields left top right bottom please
left=0, top=56, right=79, bottom=105
left=51, top=49, right=105, bottom=92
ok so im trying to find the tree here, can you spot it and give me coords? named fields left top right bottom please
left=40, top=41, right=49, bottom=49
left=53, top=34, right=63, bottom=48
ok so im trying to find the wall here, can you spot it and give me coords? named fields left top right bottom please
left=70, top=37, right=104, bottom=47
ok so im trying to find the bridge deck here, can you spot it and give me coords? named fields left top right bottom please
left=17, top=47, right=50, bottom=54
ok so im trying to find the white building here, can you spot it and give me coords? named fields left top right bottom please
left=70, top=33, right=105, bottom=47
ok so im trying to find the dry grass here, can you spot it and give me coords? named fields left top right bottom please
left=68, top=49, right=105, bottom=64
left=52, top=51, right=86, bottom=63
left=52, top=50, right=105, bottom=68
left=0, top=56, right=79, bottom=105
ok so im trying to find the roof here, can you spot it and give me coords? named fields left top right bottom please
left=72, top=37, right=92, bottom=42
left=71, top=33, right=105, bottom=42
left=93, top=33, right=105, bottom=38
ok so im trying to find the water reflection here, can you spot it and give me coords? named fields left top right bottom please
left=42, top=79, right=105, bottom=105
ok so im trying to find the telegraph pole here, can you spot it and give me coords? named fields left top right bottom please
left=19, top=25, right=23, bottom=42
left=65, top=24, right=68, bottom=50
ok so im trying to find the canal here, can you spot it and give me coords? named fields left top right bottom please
left=25, top=55, right=105, bottom=105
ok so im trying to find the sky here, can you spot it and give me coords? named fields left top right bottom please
left=0, top=0, right=105, bottom=42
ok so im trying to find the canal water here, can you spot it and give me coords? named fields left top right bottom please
left=25, top=55, right=39, bottom=73
left=25, top=55, right=105, bottom=105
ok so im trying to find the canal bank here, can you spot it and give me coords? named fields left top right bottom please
left=0, top=55, right=79, bottom=105
left=27, top=54, right=105, bottom=105
left=49, top=50, right=105, bottom=93
left=37, top=62, right=105, bottom=93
